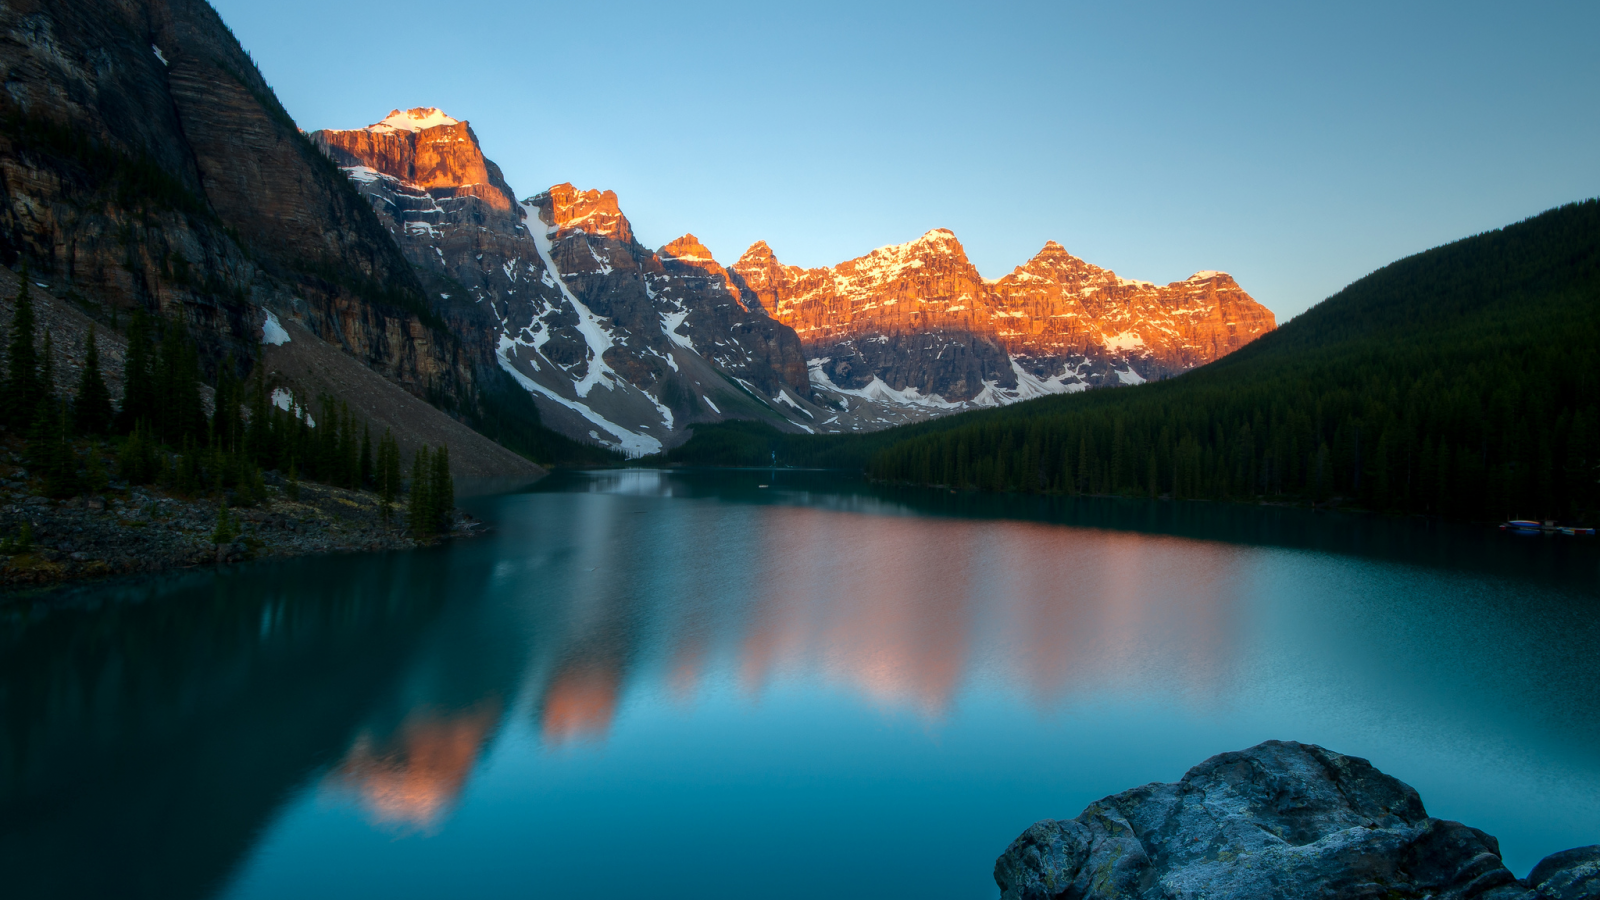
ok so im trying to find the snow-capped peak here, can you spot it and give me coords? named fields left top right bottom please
left=1187, top=270, right=1228, bottom=281
left=368, top=108, right=460, bottom=134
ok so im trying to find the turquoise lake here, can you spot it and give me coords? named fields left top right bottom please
left=2, top=469, right=1597, bottom=899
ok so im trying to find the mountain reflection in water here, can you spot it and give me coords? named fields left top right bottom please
left=2, top=468, right=1596, bottom=900
left=504, top=472, right=1241, bottom=744
left=323, top=701, right=501, bottom=831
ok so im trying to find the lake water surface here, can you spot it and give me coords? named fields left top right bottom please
left=3, top=469, right=1598, bottom=899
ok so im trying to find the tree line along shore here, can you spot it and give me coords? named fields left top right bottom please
left=0, top=275, right=470, bottom=589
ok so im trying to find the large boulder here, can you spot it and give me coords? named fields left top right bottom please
left=994, top=740, right=1597, bottom=900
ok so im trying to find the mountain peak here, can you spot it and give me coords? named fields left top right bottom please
left=1005, top=240, right=1103, bottom=282
left=369, top=107, right=461, bottom=134
left=311, top=108, right=514, bottom=211
left=1027, top=240, right=1083, bottom=261
left=540, top=183, right=634, bottom=243
left=738, top=240, right=776, bottom=263
left=661, top=234, right=715, bottom=262
left=887, top=228, right=966, bottom=259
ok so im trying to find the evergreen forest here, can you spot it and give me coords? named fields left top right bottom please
left=1, top=280, right=458, bottom=538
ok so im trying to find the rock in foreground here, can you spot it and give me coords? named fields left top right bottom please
left=995, top=740, right=1598, bottom=900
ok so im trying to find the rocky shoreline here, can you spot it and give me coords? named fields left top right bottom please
left=996, top=741, right=1598, bottom=900
left=0, top=464, right=483, bottom=590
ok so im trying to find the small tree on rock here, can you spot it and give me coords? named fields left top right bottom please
left=73, top=325, right=115, bottom=437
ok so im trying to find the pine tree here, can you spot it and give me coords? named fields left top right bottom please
left=210, top=354, right=241, bottom=452
left=155, top=317, right=205, bottom=445
left=84, top=443, right=109, bottom=493
left=117, top=310, right=156, bottom=434
left=4, top=276, right=40, bottom=431
left=359, top=424, right=373, bottom=489
left=44, top=404, right=79, bottom=499
left=384, top=431, right=402, bottom=497
left=409, top=445, right=432, bottom=537
left=212, top=497, right=237, bottom=545
left=73, top=325, right=115, bottom=436
left=177, top=437, right=202, bottom=496
left=376, top=429, right=401, bottom=523
left=315, top=394, right=337, bottom=482
left=26, top=332, right=57, bottom=471
left=30, top=339, right=78, bottom=499
left=244, top=356, right=270, bottom=466
left=430, top=444, right=453, bottom=533
left=340, top=403, right=358, bottom=488
left=119, top=421, right=157, bottom=484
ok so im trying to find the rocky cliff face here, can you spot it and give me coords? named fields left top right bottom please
left=0, top=0, right=470, bottom=406
left=731, top=230, right=1276, bottom=412
left=995, top=741, right=1599, bottom=900
left=315, top=109, right=516, bottom=212
left=544, top=183, right=634, bottom=244
left=311, top=111, right=820, bottom=454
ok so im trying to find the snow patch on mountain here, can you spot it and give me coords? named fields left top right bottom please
left=495, top=335, right=661, bottom=457
left=1007, top=357, right=1091, bottom=400
left=660, top=308, right=695, bottom=350
left=270, top=388, right=314, bottom=426
left=808, top=361, right=963, bottom=410
left=523, top=201, right=621, bottom=398
left=369, top=108, right=460, bottom=134
left=262, top=310, right=291, bottom=346
left=1103, top=330, right=1145, bottom=352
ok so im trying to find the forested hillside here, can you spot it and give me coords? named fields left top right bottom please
left=865, top=200, right=1599, bottom=522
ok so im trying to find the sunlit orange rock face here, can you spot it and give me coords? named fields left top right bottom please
left=326, top=703, right=500, bottom=830
left=735, top=230, right=994, bottom=343
left=989, top=241, right=1276, bottom=369
left=543, top=183, right=635, bottom=243
left=311, top=108, right=514, bottom=211
left=730, top=230, right=1275, bottom=398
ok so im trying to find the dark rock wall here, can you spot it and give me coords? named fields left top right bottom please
left=0, top=0, right=470, bottom=402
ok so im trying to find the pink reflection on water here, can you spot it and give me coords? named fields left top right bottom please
left=519, top=493, right=1242, bottom=748
left=540, top=660, right=622, bottom=744
left=737, top=506, right=974, bottom=715
left=730, top=506, right=1239, bottom=716
left=323, top=702, right=501, bottom=832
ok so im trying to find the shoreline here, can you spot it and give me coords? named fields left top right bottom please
left=0, top=471, right=484, bottom=594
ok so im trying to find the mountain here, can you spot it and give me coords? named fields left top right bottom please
left=0, top=0, right=1279, bottom=465
left=729, top=230, right=1275, bottom=407
left=663, top=199, right=1600, bottom=525
left=312, top=112, right=832, bottom=455
left=0, top=0, right=547, bottom=477
left=312, top=108, right=1275, bottom=450
left=859, top=199, right=1600, bottom=523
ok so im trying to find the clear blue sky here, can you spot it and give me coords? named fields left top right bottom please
left=213, top=0, right=1598, bottom=319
